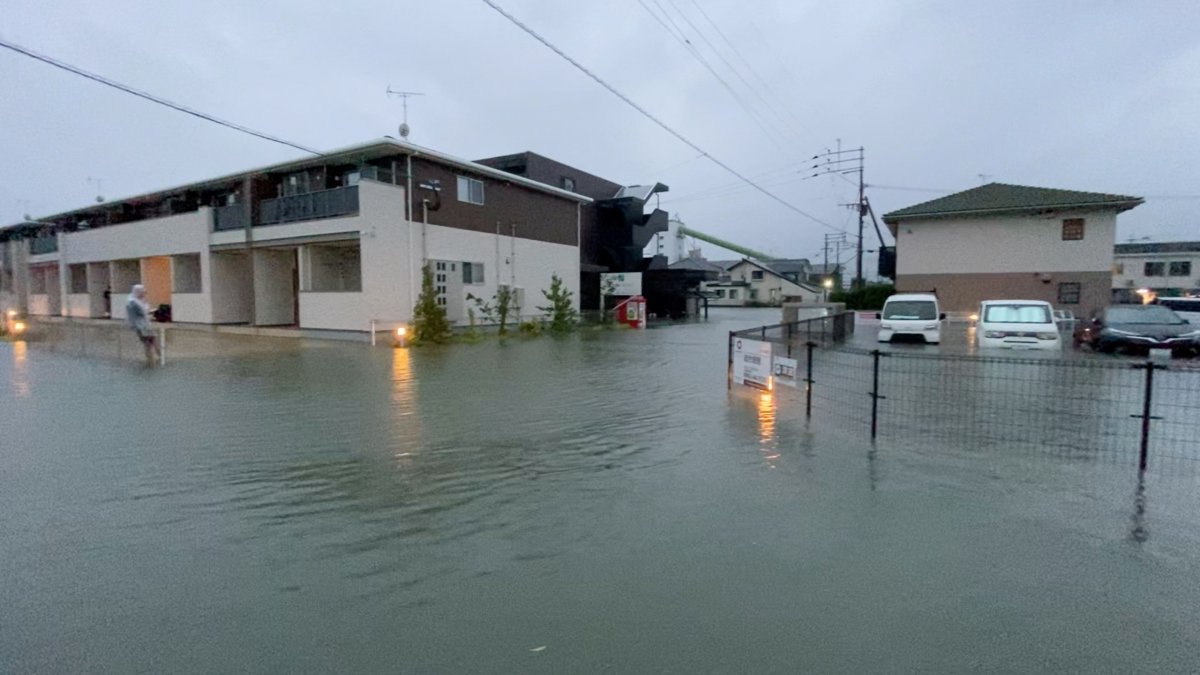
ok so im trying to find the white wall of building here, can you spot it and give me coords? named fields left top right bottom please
left=299, top=292, right=368, bottom=331
left=63, top=210, right=211, bottom=263
left=1113, top=251, right=1200, bottom=293
left=64, top=293, right=90, bottom=318
left=895, top=211, right=1117, bottom=275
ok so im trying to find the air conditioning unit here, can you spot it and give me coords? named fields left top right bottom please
left=511, top=286, right=525, bottom=309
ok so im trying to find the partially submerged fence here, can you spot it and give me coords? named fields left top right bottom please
left=728, top=314, right=1200, bottom=472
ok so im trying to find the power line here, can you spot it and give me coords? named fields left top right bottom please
left=0, top=39, right=321, bottom=156
left=680, top=0, right=811, bottom=144
left=637, top=0, right=789, bottom=147
left=480, top=0, right=841, bottom=232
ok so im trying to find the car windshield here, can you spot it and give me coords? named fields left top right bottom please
left=984, top=304, right=1051, bottom=324
left=1106, top=306, right=1185, bottom=325
left=883, top=300, right=936, bottom=320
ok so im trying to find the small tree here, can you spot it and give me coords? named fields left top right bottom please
left=467, top=285, right=515, bottom=336
left=412, top=263, right=453, bottom=344
left=538, top=273, right=577, bottom=333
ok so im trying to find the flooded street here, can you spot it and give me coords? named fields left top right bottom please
left=4, top=309, right=1200, bottom=673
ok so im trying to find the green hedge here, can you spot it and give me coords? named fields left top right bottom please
left=829, top=283, right=895, bottom=310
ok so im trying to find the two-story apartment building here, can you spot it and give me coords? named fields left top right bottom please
left=0, top=138, right=590, bottom=333
left=1112, top=240, right=1200, bottom=303
left=701, top=258, right=821, bottom=307
left=882, top=183, right=1143, bottom=317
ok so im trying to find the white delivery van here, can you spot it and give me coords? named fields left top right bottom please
left=877, top=294, right=943, bottom=344
left=976, top=299, right=1061, bottom=350
left=1155, top=298, right=1200, bottom=326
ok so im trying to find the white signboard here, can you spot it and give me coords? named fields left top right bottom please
left=772, top=356, right=798, bottom=388
left=733, top=338, right=773, bottom=390
left=601, top=272, right=643, bottom=296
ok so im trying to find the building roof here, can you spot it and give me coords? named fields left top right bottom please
left=3, top=138, right=593, bottom=232
left=882, top=183, right=1143, bottom=223
left=1114, top=240, right=1200, bottom=255
left=669, top=256, right=726, bottom=273
left=728, top=258, right=820, bottom=292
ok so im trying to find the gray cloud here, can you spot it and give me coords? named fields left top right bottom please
left=2, top=0, right=1197, bottom=268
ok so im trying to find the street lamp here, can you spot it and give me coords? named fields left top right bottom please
left=822, top=277, right=834, bottom=303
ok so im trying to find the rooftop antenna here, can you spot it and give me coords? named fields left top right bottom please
left=87, top=176, right=106, bottom=203
left=977, top=173, right=993, bottom=184
left=386, top=87, right=425, bottom=139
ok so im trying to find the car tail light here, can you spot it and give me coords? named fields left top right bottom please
left=1036, top=332, right=1058, bottom=340
left=984, top=330, right=1006, bottom=338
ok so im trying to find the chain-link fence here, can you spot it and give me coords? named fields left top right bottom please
left=728, top=315, right=1200, bottom=472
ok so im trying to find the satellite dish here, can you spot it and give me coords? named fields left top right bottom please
left=398, top=122, right=410, bottom=139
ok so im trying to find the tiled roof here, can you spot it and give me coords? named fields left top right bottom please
left=882, top=183, right=1142, bottom=222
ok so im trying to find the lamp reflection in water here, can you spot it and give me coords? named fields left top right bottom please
left=11, top=339, right=30, bottom=398
left=757, top=391, right=781, bottom=468
left=390, top=346, right=420, bottom=465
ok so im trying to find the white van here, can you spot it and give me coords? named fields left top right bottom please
left=877, top=294, right=943, bottom=344
left=976, top=299, right=1061, bottom=350
left=1154, top=297, right=1200, bottom=325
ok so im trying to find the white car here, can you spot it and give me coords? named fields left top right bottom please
left=976, top=300, right=1061, bottom=350
left=877, top=293, right=943, bottom=344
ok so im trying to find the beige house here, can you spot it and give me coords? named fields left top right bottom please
left=883, top=183, right=1143, bottom=318
left=702, top=258, right=821, bottom=307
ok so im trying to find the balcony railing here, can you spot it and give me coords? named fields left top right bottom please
left=258, top=186, right=359, bottom=226
left=213, top=203, right=249, bottom=232
left=29, top=235, right=58, bottom=255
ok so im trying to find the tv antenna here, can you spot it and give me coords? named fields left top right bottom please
left=386, top=87, right=424, bottom=139
left=87, top=176, right=107, bottom=203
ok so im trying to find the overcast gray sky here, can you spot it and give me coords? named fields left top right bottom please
left=2, top=0, right=1198, bottom=269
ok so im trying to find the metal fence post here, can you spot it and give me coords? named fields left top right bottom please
left=159, top=326, right=166, bottom=366
left=1132, top=360, right=1163, bottom=473
left=727, top=331, right=734, bottom=390
left=785, top=322, right=793, bottom=357
left=805, top=341, right=816, bottom=418
left=870, top=349, right=887, bottom=439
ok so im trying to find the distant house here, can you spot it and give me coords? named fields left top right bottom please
left=1112, top=241, right=1200, bottom=302
left=701, top=258, right=820, bottom=306
left=882, top=183, right=1143, bottom=317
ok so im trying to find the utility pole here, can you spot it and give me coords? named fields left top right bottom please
left=386, top=87, right=425, bottom=139
left=809, top=146, right=865, bottom=289
left=822, top=232, right=847, bottom=288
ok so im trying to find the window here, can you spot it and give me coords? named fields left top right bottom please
left=69, top=264, right=87, bottom=294
left=1061, top=218, right=1085, bottom=240
left=749, top=289, right=758, bottom=300
left=172, top=254, right=202, bottom=293
left=1057, top=282, right=1081, bottom=304
left=463, top=262, right=485, bottom=284
left=751, top=270, right=764, bottom=280
left=714, top=289, right=726, bottom=298
left=1144, top=262, right=1165, bottom=277
left=1169, top=261, right=1192, bottom=277
left=882, top=301, right=937, bottom=320
left=983, top=304, right=1052, bottom=324
left=456, top=176, right=485, bottom=205
left=561, top=176, right=576, bottom=192
left=729, top=289, right=739, bottom=300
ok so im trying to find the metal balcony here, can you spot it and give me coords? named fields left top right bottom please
left=258, top=186, right=359, bottom=226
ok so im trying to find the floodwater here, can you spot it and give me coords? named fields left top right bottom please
left=4, top=309, right=1200, bottom=673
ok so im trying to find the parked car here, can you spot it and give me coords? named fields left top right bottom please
left=1073, top=305, right=1200, bottom=356
left=1153, top=297, right=1200, bottom=325
left=877, top=293, right=944, bottom=344
left=976, top=300, right=1060, bottom=350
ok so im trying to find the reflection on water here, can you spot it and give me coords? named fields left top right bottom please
left=3, top=308, right=1200, bottom=673
left=9, top=339, right=29, bottom=398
